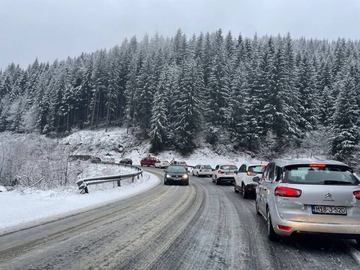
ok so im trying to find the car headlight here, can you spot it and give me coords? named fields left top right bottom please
left=166, top=174, right=171, bottom=178
left=182, top=174, right=189, bottom=179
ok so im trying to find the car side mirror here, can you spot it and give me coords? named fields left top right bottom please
left=252, top=176, right=260, bottom=182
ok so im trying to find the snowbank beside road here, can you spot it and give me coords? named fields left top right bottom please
left=0, top=171, right=159, bottom=233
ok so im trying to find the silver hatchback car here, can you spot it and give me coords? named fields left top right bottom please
left=255, top=159, right=360, bottom=244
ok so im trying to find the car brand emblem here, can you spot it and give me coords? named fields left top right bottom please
left=323, top=192, right=334, bottom=201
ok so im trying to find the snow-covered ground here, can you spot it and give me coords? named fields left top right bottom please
left=0, top=127, right=314, bottom=234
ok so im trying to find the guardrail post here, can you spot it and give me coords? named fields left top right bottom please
left=117, top=180, right=121, bottom=187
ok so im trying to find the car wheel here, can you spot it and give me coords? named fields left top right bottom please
left=267, top=210, right=279, bottom=241
left=192, top=171, right=195, bottom=176
left=216, top=178, right=220, bottom=185
left=355, top=238, right=360, bottom=246
left=197, top=172, right=199, bottom=177
left=234, top=186, right=239, bottom=193
left=242, top=184, right=248, bottom=199
left=164, top=180, right=168, bottom=185
left=255, top=199, right=261, bottom=215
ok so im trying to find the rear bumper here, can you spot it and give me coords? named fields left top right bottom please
left=199, top=172, right=212, bottom=177
left=218, top=177, right=235, bottom=183
left=244, top=184, right=257, bottom=194
left=271, top=212, right=360, bottom=237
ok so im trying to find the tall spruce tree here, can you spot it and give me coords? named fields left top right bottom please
left=173, top=59, right=204, bottom=154
left=331, top=67, right=360, bottom=165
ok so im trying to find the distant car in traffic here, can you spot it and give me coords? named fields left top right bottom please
left=141, top=156, right=158, bottom=166
left=234, top=162, right=267, bottom=198
left=212, top=164, right=238, bottom=185
left=103, top=157, right=115, bottom=163
left=255, top=159, right=360, bottom=244
left=119, top=158, right=133, bottom=165
left=192, top=164, right=213, bottom=177
left=154, top=160, right=170, bottom=168
left=90, top=156, right=101, bottom=163
left=164, top=164, right=189, bottom=185
left=172, top=160, right=189, bottom=171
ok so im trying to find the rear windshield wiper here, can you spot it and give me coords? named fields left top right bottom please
left=323, top=180, right=354, bottom=185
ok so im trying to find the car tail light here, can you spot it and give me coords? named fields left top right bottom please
left=218, top=170, right=225, bottom=174
left=246, top=171, right=256, bottom=176
left=277, top=225, right=292, bottom=231
left=275, top=186, right=302, bottom=197
left=310, top=163, right=326, bottom=168
left=199, top=169, right=202, bottom=172
left=354, top=190, right=360, bottom=200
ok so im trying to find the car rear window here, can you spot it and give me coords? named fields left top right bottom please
left=202, top=165, right=212, bottom=169
left=283, top=164, right=359, bottom=185
left=220, top=165, right=238, bottom=170
left=248, top=165, right=266, bottom=174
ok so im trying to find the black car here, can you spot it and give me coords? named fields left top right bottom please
left=119, top=158, right=133, bottom=165
left=164, top=165, right=189, bottom=185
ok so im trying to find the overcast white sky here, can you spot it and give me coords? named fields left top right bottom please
left=1, top=0, right=360, bottom=70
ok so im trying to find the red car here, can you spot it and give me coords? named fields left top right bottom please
left=140, top=156, right=158, bottom=166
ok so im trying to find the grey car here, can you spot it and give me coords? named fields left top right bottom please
left=164, top=165, right=189, bottom=185
left=255, top=159, right=360, bottom=244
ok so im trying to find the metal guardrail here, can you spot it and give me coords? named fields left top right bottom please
left=76, top=163, right=143, bottom=194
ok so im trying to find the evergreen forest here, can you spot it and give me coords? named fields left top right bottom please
left=1, top=29, right=360, bottom=167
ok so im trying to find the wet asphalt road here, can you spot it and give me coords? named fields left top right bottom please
left=0, top=167, right=360, bottom=270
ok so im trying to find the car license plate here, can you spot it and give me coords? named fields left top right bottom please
left=312, top=205, right=347, bottom=215
left=226, top=172, right=234, bottom=175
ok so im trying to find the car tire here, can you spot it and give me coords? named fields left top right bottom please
left=197, top=172, right=199, bottom=177
left=255, top=199, right=261, bottom=215
left=164, top=180, right=168, bottom=185
left=267, top=210, right=279, bottom=241
left=234, top=186, right=239, bottom=193
left=242, top=184, right=248, bottom=199
left=216, top=178, right=220, bottom=185
left=355, top=238, right=360, bottom=246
